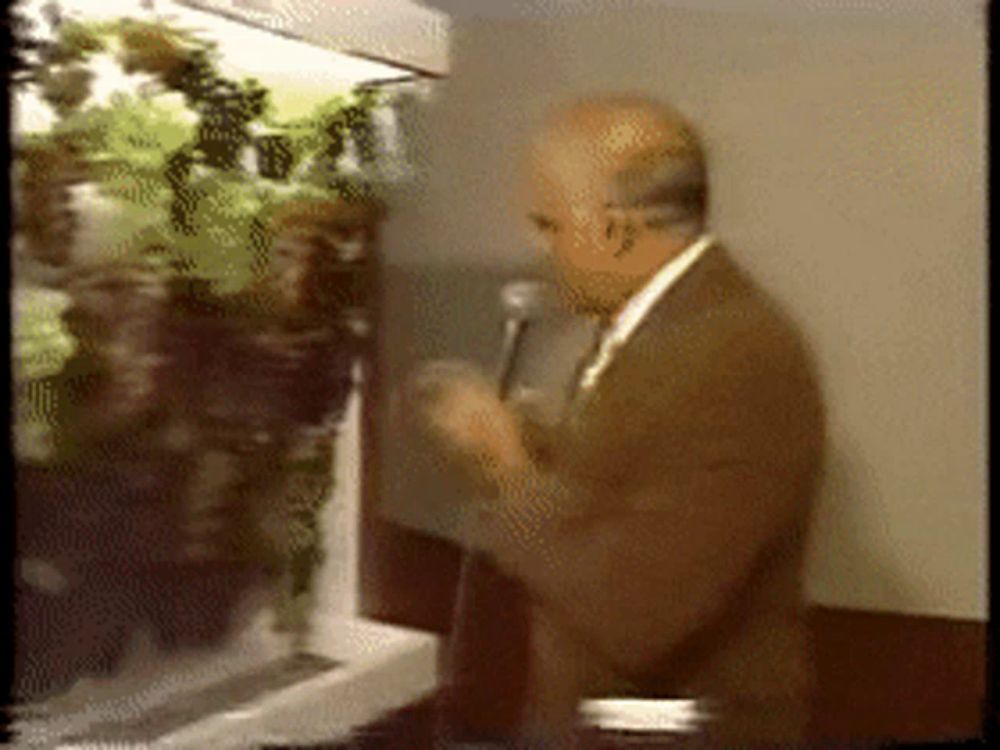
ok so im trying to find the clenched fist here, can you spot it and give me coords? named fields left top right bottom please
left=407, top=360, right=532, bottom=486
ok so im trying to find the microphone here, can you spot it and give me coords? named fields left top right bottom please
left=495, top=278, right=552, bottom=400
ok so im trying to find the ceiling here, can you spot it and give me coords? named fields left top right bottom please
left=184, top=0, right=450, bottom=75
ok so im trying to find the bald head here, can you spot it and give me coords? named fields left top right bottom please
left=532, top=95, right=701, bottom=167
left=520, top=95, right=708, bottom=317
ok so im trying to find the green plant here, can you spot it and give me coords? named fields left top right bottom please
left=16, top=12, right=383, bottom=294
left=12, top=285, right=77, bottom=381
left=12, top=10, right=386, bottom=649
left=12, top=286, right=78, bottom=463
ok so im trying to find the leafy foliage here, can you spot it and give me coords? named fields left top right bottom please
left=11, top=9, right=385, bottom=645
left=12, top=287, right=78, bottom=463
left=20, top=23, right=381, bottom=294
left=169, top=171, right=274, bottom=294
left=12, top=286, right=77, bottom=382
left=55, top=19, right=108, bottom=60
left=70, top=94, right=194, bottom=201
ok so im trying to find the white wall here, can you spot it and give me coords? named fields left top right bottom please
left=381, top=2, right=987, bottom=620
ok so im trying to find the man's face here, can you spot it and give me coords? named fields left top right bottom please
left=521, top=122, right=697, bottom=317
left=523, top=148, right=634, bottom=316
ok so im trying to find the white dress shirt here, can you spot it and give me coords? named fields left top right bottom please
left=577, top=233, right=715, bottom=393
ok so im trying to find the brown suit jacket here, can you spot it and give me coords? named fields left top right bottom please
left=444, top=245, right=826, bottom=747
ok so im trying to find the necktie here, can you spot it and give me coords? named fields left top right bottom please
left=569, top=319, right=611, bottom=403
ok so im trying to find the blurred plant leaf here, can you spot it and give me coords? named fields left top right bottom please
left=56, top=20, right=109, bottom=60
left=14, top=378, right=62, bottom=463
left=168, top=173, right=274, bottom=294
left=12, top=286, right=77, bottom=382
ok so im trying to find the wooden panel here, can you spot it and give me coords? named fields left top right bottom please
left=806, top=607, right=986, bottom=744
left=359, top=517, right=462, bottom=637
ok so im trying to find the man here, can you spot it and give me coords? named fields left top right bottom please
left=416, top=94, right=826, bottom=747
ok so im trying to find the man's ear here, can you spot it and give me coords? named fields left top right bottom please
left=641, top=204, right=706, bottom=247
left=619, top=221, right=639, bottom=257
left=609, top=207, right=643, bottom=257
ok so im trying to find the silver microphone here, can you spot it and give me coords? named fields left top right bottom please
left=495, top=278, right=552, bottom=400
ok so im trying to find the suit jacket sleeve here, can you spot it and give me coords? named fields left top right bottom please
left=478, top=302, right=825, bottom=680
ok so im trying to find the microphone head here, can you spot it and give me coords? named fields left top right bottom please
left=500, top=278, right=554, bottom=322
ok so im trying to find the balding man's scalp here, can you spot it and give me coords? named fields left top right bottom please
left=530, top=94, right=708, bottom=222
left=538, top=94, right=702, bottom=152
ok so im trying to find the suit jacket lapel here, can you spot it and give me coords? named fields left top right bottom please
left=568, top=243, right=742, bottom=418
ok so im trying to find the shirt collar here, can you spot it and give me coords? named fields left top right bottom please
left=575, top=233, right=714, bottom=396
left=604, top=232, right=715, bottom=349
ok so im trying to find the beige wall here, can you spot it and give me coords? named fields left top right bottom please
left=380, top=3, right=987, bottom=620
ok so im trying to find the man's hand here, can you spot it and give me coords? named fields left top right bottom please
left=408, top=361, right=532, bottom=486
